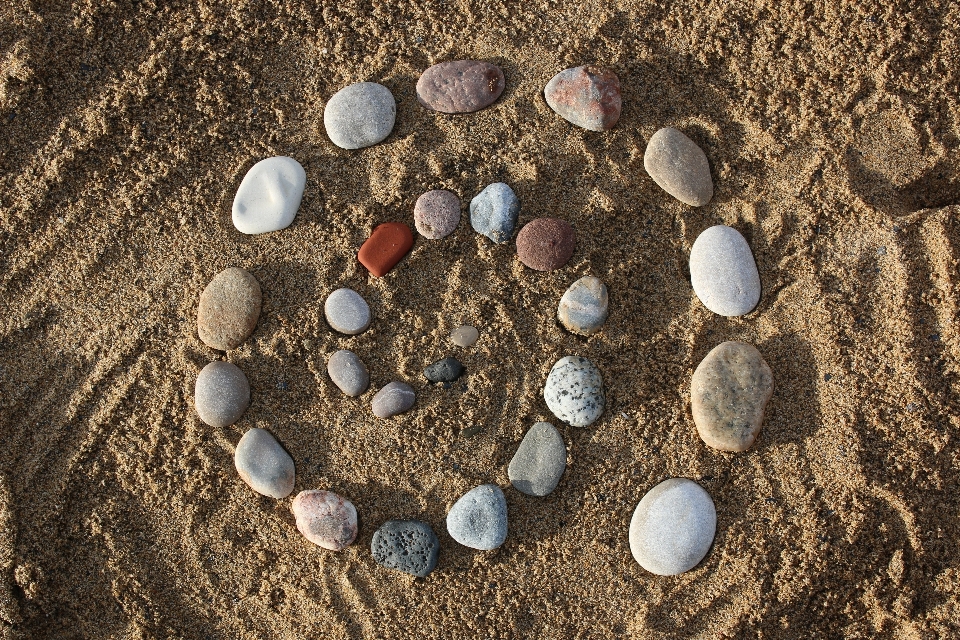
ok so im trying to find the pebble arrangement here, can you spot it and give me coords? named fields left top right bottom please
left=193, top=61, right=775, bottom=580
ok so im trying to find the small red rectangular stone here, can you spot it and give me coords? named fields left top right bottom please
left=358, top=222, right=414, bottom=277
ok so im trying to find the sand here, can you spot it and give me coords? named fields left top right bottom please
left=1, top=0, right=959, bottom=637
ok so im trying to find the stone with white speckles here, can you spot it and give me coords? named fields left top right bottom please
left=543, top=356, right=604, bottom=427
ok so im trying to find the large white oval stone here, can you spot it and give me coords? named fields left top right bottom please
left=232, top=156, right=306, bottom=234
left=629, top=478, right=716, bottom=575
left=689, top=225, right=761, bottom=316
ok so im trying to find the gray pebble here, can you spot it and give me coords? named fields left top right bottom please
left=470, top=182, right=519, bottom=244
left=323, top=82, right=396, bottom=150
left=326, top=349, right=370, bottom=397
left=324, top=288, right=371, bottom=335
left=557, top=276, right=608, bottom=335
left=629, top=478, right=716, bottom=575
left=446, top=484, right=508, bottom=550
left=234, top=428, right=295, bottom=499
left=194, top=361, right=250, bottom=427
left=424, top=357, right=464, bottom=383
left=543, top=356, right=604, bottom=427
left=371, top=382, right=416, bottom=418
left=508, top=422, right=566, bottom=496
left=643, top=127, right=714, bottom=206
left=371, top=519, right=439, bottom=577
left=451, top=325, right=479, bottom=347
left=689, top=225, right=761, bottom=317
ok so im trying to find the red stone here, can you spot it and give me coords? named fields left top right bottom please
left=516, top=218, right=576, bottom=271
left=358, top=222, right=413, bottom=277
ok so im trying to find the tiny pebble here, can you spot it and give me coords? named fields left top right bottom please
left=291, top=490, right=358, bottom=551
left=324, top=288, right=371, bottom=335
left=643, top=127, right=714, bottom=206
left=231, top=156, right=306, bottom=234
left=234, top=428, right=295, bottom=499
left=451, top=325, right=479, bottom=347
left=543, top=356, right=605, bottom=427
left=470, top=182, right=519, bottom=244
left=508, top=422, right=566, bottom=496
left=516, top=218, right=576, bottom=271
left=327, top=349, right=370, bottom=397
left=689, top=225, right=761, bottom=317
left=424, top=357, right=465, bottom=383
left=197, top=267, right=262, bottom=350
left=194, top=361, right=250, bottom=427
left=544, top=65, right=622, bottom=131
left=371, top=520, right=439, bottom=577
left=371, top=382, right=416, bottom=418
left=358, top=222, right=413, bottom=277
left=446, top=484, right=508, bottom=550
left=416, top=60, right=505, bottom=113
left=557, top=276, right=609, bottom=335
left=414, top=190, right=461, bottom=239
left=324, top=82, right=396, bottom=150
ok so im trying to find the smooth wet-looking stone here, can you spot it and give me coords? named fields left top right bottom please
left=689, top=225, right=761, bottom=317
left=644, top=127, right=714, bottom=206
left=543, top=356, right=605, bottom=427
left=508, top=422, right=566, bottom=497
left=194, top=361, right=250, bottom=427
left=424, top=357, right=464, bottom=383
left=358, top=222, right=413, bottom=277
left=516, top=218, right=576, bottom=271
left=414, top=190, right=461, bottom=239
left=558, top=276, right=608, bottom=335
left=327, top=349, right=370, bottom=397
left=371, top=519, right=439, bottom=577
left=416, top=60, right=505, bottom=113
left=446, top=484, right=508, bottom=550
left=292, top=490, right=358, bottom=551
left=197, top=267, right=262, bottom=351
left=451, top=325, right=479, bottom=347
left=232, top=156, right=306, bottom=234
left=470, top=182, right=519, bottom=244
left=234, top=428, right=295, bottom=499
left=324, top=82, right=396, bottom=150
left=324, top=288, right=371, bottom=335
left=544, top=66, right=622, bottom=131
left=372, top=382, right=416, bottom=418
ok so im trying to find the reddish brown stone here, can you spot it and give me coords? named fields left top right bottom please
left=516, top=218, right=576, bottom=271
left=416, top=60, right=505, bottom=114
left=544, top=66, right=621, bottom=131
left=358, top=222, right=413, bottom=277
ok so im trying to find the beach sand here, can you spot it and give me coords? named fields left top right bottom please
left=2, top=0, right=959, bottom=637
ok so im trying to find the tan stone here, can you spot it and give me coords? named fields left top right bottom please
left=643, top=127, right=714, bottom=206
left=197, top=267, right=261, bottom=350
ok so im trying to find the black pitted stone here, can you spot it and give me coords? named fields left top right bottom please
left=371, top=519, right=439, bottom=577
left=424, top=357, right=465, bottom=383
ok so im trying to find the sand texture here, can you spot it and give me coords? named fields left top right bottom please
left=2, top=0, right=960, bottom=637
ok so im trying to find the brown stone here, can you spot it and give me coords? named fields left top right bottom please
left=358, top=222, right=413, bottom=277
left=197, top=267, right=261, bottom=350
left=414, top=190, right=460, bottom=239
left=516, top=218, right=576, bottom=271
left=416, top=60, right=505, bottom=113
left=544, top=66, right=621, bottom=131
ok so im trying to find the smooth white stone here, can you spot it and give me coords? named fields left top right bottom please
left=324, top=82, right=396, bottom=150
left=446, top=484, right=508, bottom=550
left=324, top=288, right=371, bottom=335
left=689, top=225, right=761, bottom=317
left=232, top=156, right=306, bottom=234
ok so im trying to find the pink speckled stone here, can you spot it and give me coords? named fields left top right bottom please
left=291, top=490, right=358, bottom=551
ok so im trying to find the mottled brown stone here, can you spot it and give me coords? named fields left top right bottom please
left=544, top=66, right=622, bottom=131
left=291, top=490, right=358, bottom=551
left=516, top=218, right=576, bottom=271
left=416, top=60, right=505, bottom=113
left=197, top=267, right=261, bottom=350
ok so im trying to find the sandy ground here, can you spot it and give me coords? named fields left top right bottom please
left=2, top=1, right=960, bottom=638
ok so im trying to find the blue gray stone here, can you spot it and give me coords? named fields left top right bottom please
left=469, top=182, right=519, bottom=244
left=446, top=484, right=508, bottom=550
left=371, top=519, right=439, bottom=577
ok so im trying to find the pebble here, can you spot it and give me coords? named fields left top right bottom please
left=470, top=182, right=519, bottom=244
left=234, top=428, right=295, bottom=499
left=371, top=519, right=439, bottom=577
left=326, top=349, right=370, bottom=397
left=414, top=190, right=461, bottom=239
left=197, top=267, right=262, bottom=350
left=557, top=276, right=608, bottom=335
left=508, top=422, right=566, bottom=497
left=424, top=357, right=464, bottom=383
left=643, top=127, right=714, bottom=206
left=323, top=82, right=396, bottom=150
left=231, top=156, right=306, bottom=234
left=358, top=222, right=413, bottom=277
left=446, top=484, right=508, bottom=550
left=291, top=490, right=358, bottom=551
left=416, top=60, right=505, bottom=113
left=544, top=65, right=622, bottom=131
left=543, top=356, right=605, bottom=427
left=324, top=288, right=371, bottom=335
left=194, top=361, right=250, bottom=427
left=371, top=382, right=416, bottom=418
left=629, top=478, right=717, bottom=575
left=451, top=325, right=479, bottom=347
left=689, top=225, right=761, bottom=316
left=691, top=341, right=773, bottom=452
left=516, top=218, right=576, bottom=271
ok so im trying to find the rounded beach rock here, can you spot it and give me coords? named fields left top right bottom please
left=234, top=428, right=295, bottom=499
left=371, top=382, right=416, bottom=418
left=291, top=490, right=358, bottom=551
left=629, top=478, right=717, bottom=576
left=414, top=190, right=461, bottom=239
left=516, top=218, right=576, bottom=271
left=689, top=225, right=761, bottom=317
left=324, top=288, right=371, bottom=335
left=424, top=357, right=464, bottom=383
left=197, top=267, right=262, bottom=351
left=470, top=182, right=519, bottom=244
left=451, top=325, right=479, bottom=347
left=558, top=276, right=608, bottom=335
left=194, top=361, right=250, bottom=427
left=358, top=222, right=413, bottom=277
left=544, top=66, right=622, bottom=131
left=231, top=156, right=306, bottom=234
left=446, top=484, right=508, bottom=550
left=416, top=60, right=505, bottom=114
left=691, top=341, right=773, bottom=452
left=371, top=519, right=439, bottom=577
left=543, top=356, right=605, bottom=427
left=326, top=349, right=370, bottom=397
left=323, top=82, right=396, bottom=150
left=643, top=127, right=714, bottom=206
left=508, top=422, right=566, bottom=497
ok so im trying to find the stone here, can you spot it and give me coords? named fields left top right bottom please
left=543, top=356, right=604, bottom=427
left=643, top=127, right=714, bottom=206
left=629, top=478, right=717, bottom=576
left=424, top=357, right=464, bottom=383
left=371, top=382, right=416, bottom=418
left=446, top=484, right=508, bottom=550
left=194, top=361, right=250, bottom=427
left=558, top=276, right=608, bottom=335
left=691, top=341, right=773, bottom=452
left=689, top=225, right=761, bottom=316
left=451, top=325, right=479, bottom=347
left=416, top=60, right=505, bottom=113
left=470, top=183, right=519, bottom=244
left=516, top=218, right=576, bottom=271
left=197, top=267, right=262, bottom=350
left=544, top=66, right=622, bottom=131
left=291, top=490, right=358, bottom=551
left=324, top=82, right=396, bottom=150
left=371, top=520, right=439, bottom=577
left=324, top=288, right=371, bottom=335
left=326, top=349, right=370, bottom=397
left=414, top=190, right=461, bottom=239
left=358, top=222, right=413, bottom=277
left=508, top=422, right=566, bottom=496
left=234, top=428, right=295, bottom=499
left=231, top=156, right=306, bottom=234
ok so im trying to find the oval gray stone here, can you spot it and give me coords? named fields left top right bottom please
left=371, top=519, right=439, bottom=577
left=508, top=422, right=566, bottom=497
left=323, top=82, right=396, bottom=150
left=557, top=276, right=608, bottom=335
left=543, top=356, right=604, bottom=427
left=643, top=127, right=714, bottom=206
left=446, top=484, right=508, bottom=550
left=469, top=182, right=519, bottom=244
left=416, top=60, right=505, bottom=113
left=629, top=478, right=717, bottom=575
left=326, top=349, right=369, bottom=397
left=234, top=428, right=295, bottom=499
left=689, top=225, right=761, bottom=317
left=414, top=189, right=461, bottom=239
left=371, top=382, right=416, bottom=418
left=194, top=361, right=250, bottom=427
left=451, top=325, right=479, bottom=347
left=197, top=267, right=262, bottom=350
left=324, top=288, right=371, bottom=335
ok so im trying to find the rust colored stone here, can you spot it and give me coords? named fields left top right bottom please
left=516, top=218, right=576, bottom=271
left=544, top=66, right=621, bottom=131
left=358, top=222, right=413, bottom=277
left=416, top=60, right=505, bottom=113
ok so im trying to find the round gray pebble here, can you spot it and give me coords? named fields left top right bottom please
left=469, top=182, right=519, bottom=244
left=324, top=82, right=396, bottom=150
left=371, top=519, right=439, bottom=577
left=234, top=428, right=295, bottom=499
left=689, top=225, right=761, bottom=317
left=557, top=276, right=609, bottom=335
left=424, top=357, right=464, bottom=383
left=326, top=349, right=370, bottom=397
left=451, top=325, right=479, bottom=347
left=508, top=422, right=566, bottom=497
left=543, top=356, right=605, bottom=427
left=371, top=382, right=416, bottom=418
left=194, top=361, right=250, bottom=427
left=324, top=288, right=371, bottom=335
left=643, top=127, right=714, bottom=206
left=446, top=484, right=508, bottom=550
left=414, top=189, right=461, bottom=239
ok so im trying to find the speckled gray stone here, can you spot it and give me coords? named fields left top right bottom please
left=371, top=382, right=416, bottom=418
left=557, top=276, right=608, bottom=335
left=414, top=189, right=461, bottom=239
left=446, top=484, right=508, bottom=550
left=194, top=361, right=250, bottom=427
left=424, top=357, right=464, bottom=383
left=469, top=182, right=519, bottom=244
left=326, top=349, right=369, bottom=397
left=324, top=288, right=371, bottom=335
left=543, top=356, right=604, bottom=427
left=371, top=519, right=439, bottom=577
left=324, top=82, right=396, bottom=150
left=643, top=127, right=714, bottom=206
left=629, top=478, right=717, bottom=576
left=234, top=428, right=295, bottom=499
left=689, top=225, right=761, bottom=317
left=508, top=422, right=566, bottom=496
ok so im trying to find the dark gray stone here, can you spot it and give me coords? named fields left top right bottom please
left=508, top=422, right=566, bottom=496
left=371, top=519, right=439, bottom=577
left=424, top=357, right=464, bottom=383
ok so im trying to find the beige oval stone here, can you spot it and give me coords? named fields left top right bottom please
left=197, top=267, right=262, bottom=350
left=643, top=127, right=713, bottom=206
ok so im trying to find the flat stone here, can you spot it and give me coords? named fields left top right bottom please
left=544, top=66, right=622, bottom=131
left=371, top=519, right=439, bottom=577
left=194, top=361, right=250, bottom=427
left=446, top=484, right=508, bottom=550
left=451, top=325, right=479, bottom=347
left=629, top=478, right=716, bottom=575
left=470, top=182, right=519, bottom=244
left=197, top=267, right=262, bottom=350
left=327, top=349, right=370, bottom=397
left=516, top=218, right=576, bottom=271
left=643, top=127, right=714, bottom=206
left=358, top=222, right=413, bottom=277
left=234, top=428, right=295, bottom=499
left=416, top=60, right=505, bottom=113
left=543, top=356, right=604, bottom=427
left=689, top=225, right=761, bottom=316
left=324, top=288, right=371, bottom=335
left=371, top=382, right=416, bottom=418
left=414, top=190, right=461, bottom=239
left=558, top=276, right=608, bottom=335
left=424, top=357, right=464, bottom=383
left=324, top=82, right=396, bottom=150
left=691, top=341, right=773, bottom=452
left=291, top=490, right=358, bottom=551
left=508, top=422, right=566, bottom=496
left=232, top=156, right=306, bottom=234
